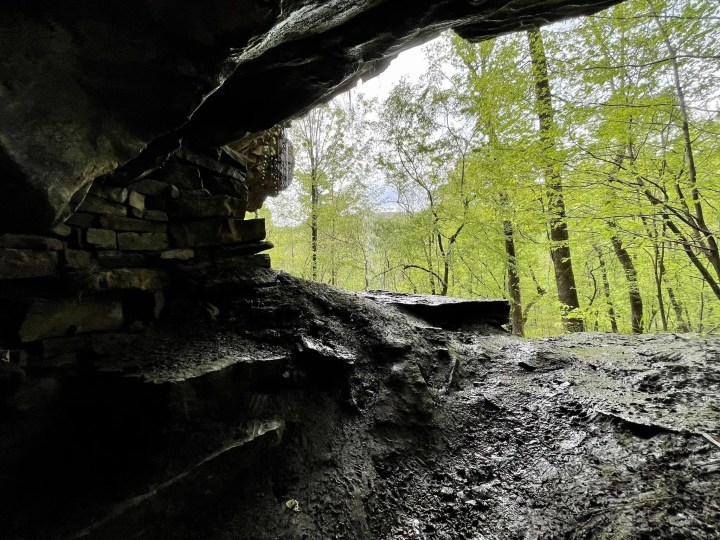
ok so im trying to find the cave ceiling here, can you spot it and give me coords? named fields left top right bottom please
left=0, top=0, right=621, bottom=232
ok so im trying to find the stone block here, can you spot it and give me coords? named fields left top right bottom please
left=117, top=232, right=169, bottom=251
left=90, top=268, right=168, bottom=291
left=66, top=212, right=97, bottom=228
left=128, top=191, right=146, bottom=213
left=170, top=218, right=265, bottom=248
left=203, top=173, right=248, bottom=200
left=19, top=298, right=124, bottom=342
left=128, top=179, right=179, bottom=198
left=64, top=249, right=95, bottom=270
left=49, top=224, right=72, bottom=238
left=0, top=234, right=64, bottom=251
left=97, top=251, right=146, bottom=268
left=130, top=208, right=169, bottom=222
left=98, top=215, right=167, bottom=233
left=86, top=228, right=117, bottom=249
left=78, top=195, right=128, bottom=217
left=168, top=195, right=246, bottom=219
left=0, top=249, right=59, bottom=279
left=237, top=254, right=272, bottom=268
left=207, top=240, right=273, bottom=258
left=160, top=249, right=195, bottom=261
left=89, top=184, right=129, bottom=204
left=159, top=162, right=203, bottom=190
left=145, top=210, right=169, bottom=222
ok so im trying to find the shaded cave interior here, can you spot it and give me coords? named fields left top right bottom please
left=3, top=1, right=718, bottom=539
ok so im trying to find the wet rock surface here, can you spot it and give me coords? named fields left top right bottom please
left=0, top=272, right=718, bottom=539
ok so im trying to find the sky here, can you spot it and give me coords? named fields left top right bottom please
left=352, top=39, right=435, bottom=100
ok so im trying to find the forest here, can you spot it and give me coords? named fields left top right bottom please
left=261, top=0, right=720, bottom=337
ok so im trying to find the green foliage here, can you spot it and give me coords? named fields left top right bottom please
left=263, top=0, right=720, bottom=336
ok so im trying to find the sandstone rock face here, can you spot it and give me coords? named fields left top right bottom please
left=0, top=0, right=620, bottom=232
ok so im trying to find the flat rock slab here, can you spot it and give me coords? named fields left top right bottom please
left=169, top=218, right=265, bottom=248
left=19, top=298, right=124, bottom=342
left=362, top=291, right=509, bottom=329
left=0, top=234, right=64, bottom=251
left=0, top=249, right=59, bottom=279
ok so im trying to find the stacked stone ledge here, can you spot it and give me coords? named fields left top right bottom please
left=0, top=155, right=275, bottom=378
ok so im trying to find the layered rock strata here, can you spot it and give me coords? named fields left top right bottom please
left=0, top=150, right=274, bottom=378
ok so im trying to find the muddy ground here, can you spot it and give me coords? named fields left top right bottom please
left=2, top=269, right=719, bottom=539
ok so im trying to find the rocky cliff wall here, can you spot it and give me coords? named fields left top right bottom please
left=0, top=140, right=290, bottom=379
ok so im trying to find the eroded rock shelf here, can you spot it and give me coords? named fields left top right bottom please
left=1, top=272, right=718, bottom=539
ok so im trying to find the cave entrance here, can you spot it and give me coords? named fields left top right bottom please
left=264, top=0, right=720, bottom=338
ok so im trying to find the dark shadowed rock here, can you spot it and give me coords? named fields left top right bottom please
left=168, top=195, right=246, bottom=219
left=0, top=249, right=59, bottom=280
left=98, top=216, right=167, bottom=234
left=0, top=234, right=64, bottom=251
left=89, top=268, right=168, bottom=291
left=117, top=232, right=169, bottom=251
left=363, top=291, right=510, bottom=329
left=170, top=218, right=265, bottom=248
left=19, top=298, right=124, bottom=342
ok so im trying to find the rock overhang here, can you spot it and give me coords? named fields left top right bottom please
left=0, top=0, right=622, bottom=232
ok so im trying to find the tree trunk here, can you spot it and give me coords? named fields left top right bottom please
left=667, top=286, right=690, bottom=333
left=527, top=28, right=583, bottom=332
left=660, top=260, right=691, bottom=333
left=310, top=176, right=319, bottom=281
left=654, top=242, right=668, bottom=332
left=610, top=235, right=643, bottom=334
left=596, top=248, right=619, bottom=333
left=504, top=218, right=524, bottom=336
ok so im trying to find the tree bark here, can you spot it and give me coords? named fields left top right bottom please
left=527, top=28, right=584, bottom=332
left=596, top=247, right=619, bottom=333
left=310, top=175, right=318, bottom=281
left=609, top=235, right=643, bottom=333
left=504, top=217, right=524, bottom=336
left=659, top=260, right=691, bottom=333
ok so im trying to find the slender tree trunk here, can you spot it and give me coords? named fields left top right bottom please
left=504, top=217, right=524, bottom=336
left=527, top=28, right=583, bottom=332
left=609, top=234, right=643, bottom=333
left=596, top=248, right=619, bottom=333
left=654, top=241, right=668, bottom=332
left=426, top=235, right=436, bottom=295
left=667, top=286, right=690, bottom=333
left=697, top=290, right=704, bottom=333
left=310, top=175, right=319, bottom=281
left=660, top=260, right=690, bottom=333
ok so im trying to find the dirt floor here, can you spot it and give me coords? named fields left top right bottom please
left=2, top=270, right=719, bottom=539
